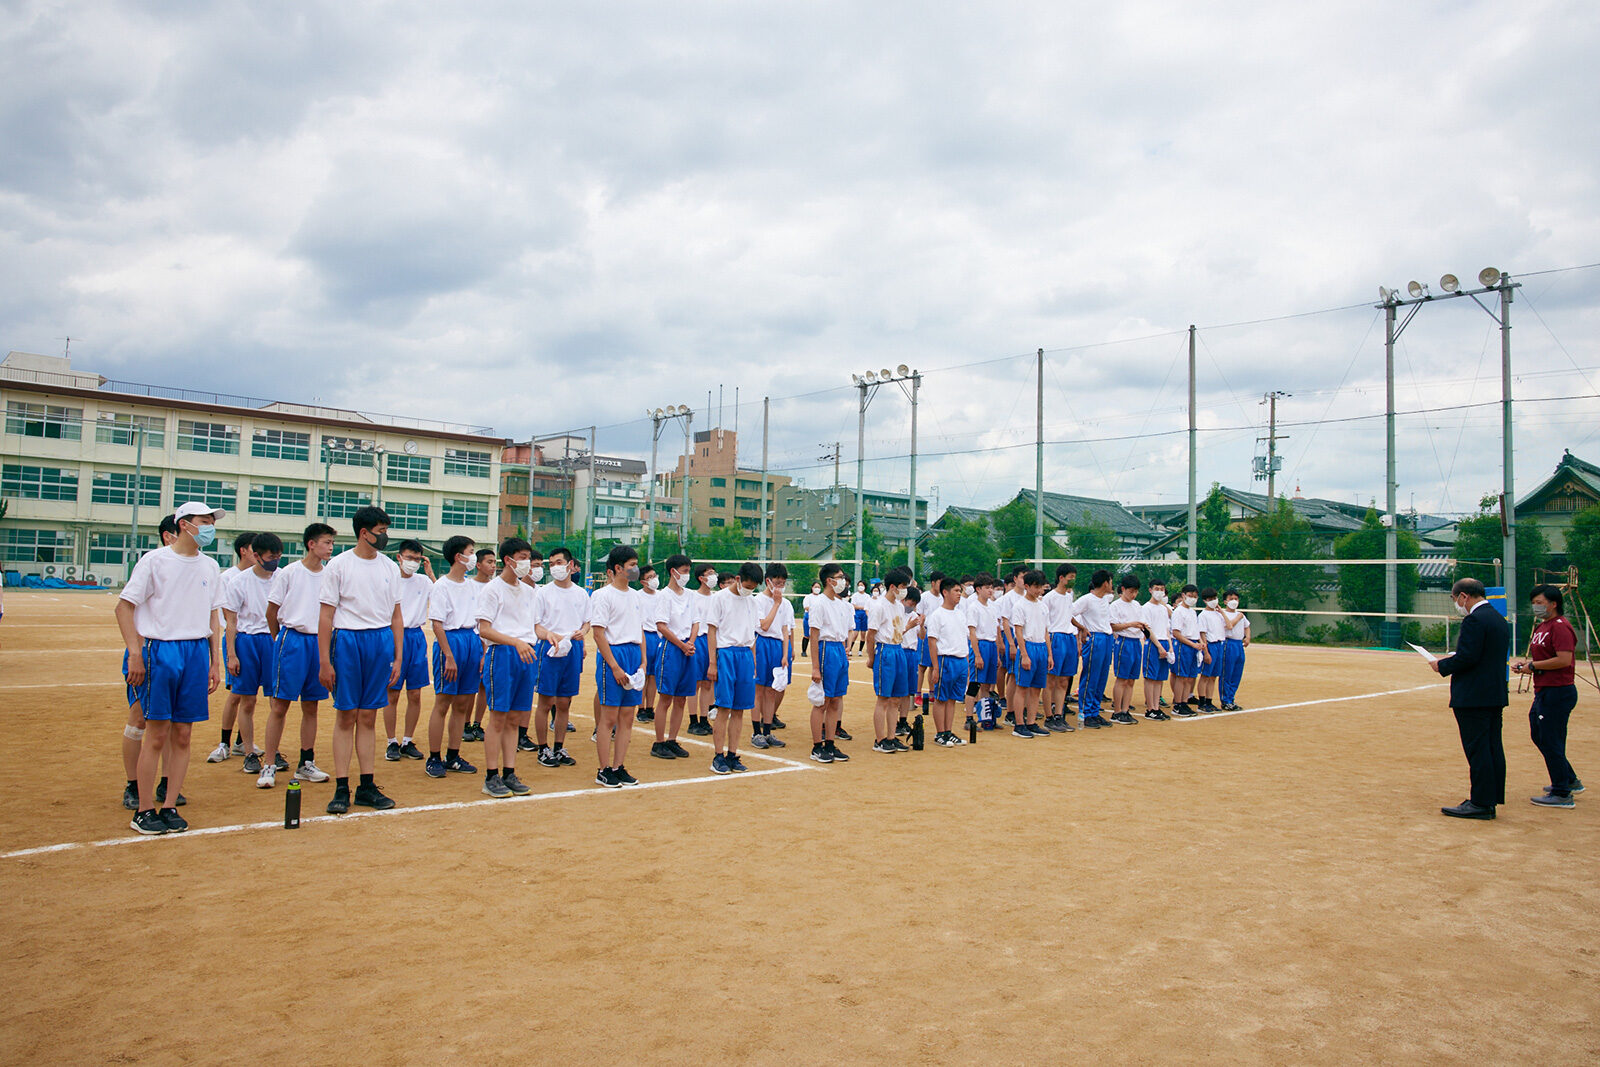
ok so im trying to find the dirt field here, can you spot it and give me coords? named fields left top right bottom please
left=2, top=589, right=1596, bottom=1065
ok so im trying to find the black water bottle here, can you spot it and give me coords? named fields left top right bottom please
left=911, top=714, right=925, bottom=751
left=285, top=780, right=301, bottom=829
left=969, top=717, right=978, bottom=745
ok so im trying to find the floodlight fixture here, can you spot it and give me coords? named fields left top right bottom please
left=880, top=367, right=893, bottom=380
left=1407, top=280, right=1426, bottom=298
left=864, top=371, right=876, bottom=383
left=1440, top=274, right=1459, bottom=293
left=1479, top=266, right=1501, bottom=287
left=851, top=374, right=860, bottom=384
left=1379, top=286, right=1394, bottom=302
left=896, top=364, right=910, bottom=377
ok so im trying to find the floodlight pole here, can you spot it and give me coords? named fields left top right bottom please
left=1499, top=281, right=1516, bottom=649
left=854, top=382, right=868, bottom=584
left=1384, top=303, right=1400, bottom=635
left=907, top=372, right=920, bottom=574
left=760, top=396, right=770, bottom=561
left=1034, top=348, right=1044, bottom=567
left=647, top=419, right=662, bottom=563
left=680, top=411, right=693, bottom=550
left=1186, top=326, right=1197, bottom=586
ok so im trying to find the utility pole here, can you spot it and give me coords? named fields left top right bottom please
left=646, top=420, right=661, bottom=564
left=759, top=396, right=770, bottom=561
left=1498, top=276, right=1517, bottom=649
left=584, top=425, right=596, bottom=581
left=1187, top=326, right=1197, bottom=586
left=854, top=382, right=868, bottom=584
left=680, top=412, right=693, bottom=550
left=1258, top=391, right=1291, bottom=505
left=1034, top=348, right=1044, bottom=567
left=907, top=371, right=920, bottom=574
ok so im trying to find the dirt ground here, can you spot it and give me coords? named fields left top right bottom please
left=2, top=590, right=1596, bottom=1065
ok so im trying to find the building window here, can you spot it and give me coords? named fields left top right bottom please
left=89, top=532, right=155, bottom=567
left=708, top=518, right=725, bottom=527
left=736, top=479, right=761, bottom=491
left=444, top=448, right=492, bottom=479
left=709, top=497, right=726, bottom=508
left=317, top=489, right=372, bottom=520
left=91, top=471, right=162, bottom=507
left=5, top=401, right=82, bottom=440
left=320, top=437, right=376, bottom=467
left=95, top=412, right=165, bottom=448
left=172, top=477, right=237, bottom=512
left=737, top=498, right=759, bottom=511
left=251, top=428, right=311, bottom=462
left=503, top=474, right=529, bottom=496
left=2, top=463, right=78, bottom=501
left=386, top=453, right=431, bottom=485
left=248, top=483, right=307, bottom=515
left=1, top=527, right=74, bottom=563
left=176, top=419, right=240, bottom=455
left=387, top=502, right=429, bottom=531
left=442, top=498, right=489, bottom=527
left=710, top=477, right=727, bottom=487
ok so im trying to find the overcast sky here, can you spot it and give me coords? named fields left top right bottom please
left=3, top=0, right=1596, bottom=520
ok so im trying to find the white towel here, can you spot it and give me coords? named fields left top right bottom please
left=548, top=637, right=571, bottom=658
left=771, top=666, right=789, bottom=692
left=626, top=667, right=646, bottom=691
left=807, top=680, right=825, bottom=706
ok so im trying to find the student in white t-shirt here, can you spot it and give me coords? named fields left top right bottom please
left=1167, top=583, right=1206, bottom=716
left=801, top=582, right=821, bottom=656
left=1196, top=588, right=1226, bottom=713
left=1218, top=590, right=1250, bottom=711
left=1009, top=571, right=1054, bottom=738
left=208, top=530, right=259, bottom=764
left=963, top=574, right=1001, bottom=728
left=423, top=535, right=483, bottom=779
left=850, top=581, right=871, bottom=655
left=897, top=586, right=925, bottom=735
left=116, top=501, right=227, bottom=835
left=118, top=515, right=180, bottom=813
left=476, top=537, right=541, bottom=797
left=924, top=580, right=971, bottom=747
left=317, top=506, right=404, bottom=815
left=808, top=564, right=855, bottom=762
left=1107, top=574, right=1148, bottom=725
left=532, top=546, right=589, bottom=765
left=685, top=563, right=720, bottom=737
left=259, top=522, right=337, bottom=790
left=463, top=547, right=499, bottom=742
left=1140, top=578, right=1175, bottom=721
left=995, top=565, right=1028, bottom=721
left=635, top=563, right=665, bottom=725
left=705, top=561, right=763, bottom=774
left=589, top=545, right=647, bottom=788
left=1071, top=569, right=1116, bottom=727
left=648, top=554, right=698, bottom=761
left=382, top=539, right=434, bottom=764
left=751, top=563, right=794, bottom=752
left=1041, top=564, right=1079, bottom=731
left=866, top=568, right=913, bottom=753
left=220, top=531, right=283, bottom=777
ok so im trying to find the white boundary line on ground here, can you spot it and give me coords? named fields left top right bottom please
left=2, top=763, right=812, bottom=861
left=1173, top=682, right=1447, bottom=720
left=2, top=681, right=126, bottom=689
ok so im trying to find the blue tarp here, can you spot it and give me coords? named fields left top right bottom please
left=19, top=575, right=106, bottom=591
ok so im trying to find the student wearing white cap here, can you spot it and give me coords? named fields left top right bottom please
left=116, top=501, right=227, bottom=835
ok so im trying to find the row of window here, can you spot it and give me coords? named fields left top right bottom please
left=0, top=464, right=489, bottom=528
left=4, top=403, right=493, bottom=478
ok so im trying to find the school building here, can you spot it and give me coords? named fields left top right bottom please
left=0, top=351, right=506, bottom=582
left=771, top=484, right=929, bottom=559
left=662, top=427, right=791, bottom=538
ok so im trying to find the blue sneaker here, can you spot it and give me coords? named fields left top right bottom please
left=446, top=755, right=478, bottom=774
left=424, top=756, right=448, bottom=779
left=726, top=754, right=749, bottom=773
left=711, top=754, right=731, bottom=775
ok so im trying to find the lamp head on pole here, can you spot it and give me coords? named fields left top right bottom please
left=1439, top=274, right=1459, bottom=293
left=1407, top=280, right=1426, bottom=298
left=1478, top=266, right=1501, bottom=288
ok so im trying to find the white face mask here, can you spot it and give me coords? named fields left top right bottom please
left=812, top=586, right=821, bottom=595
left=1151, top=590, right=1166, bottom=603
left=671, top=569, right=688, bottom=588
left=1226, top=599, right=1239, bottom=610
left=1531, top=603, right=1548, bottom=619
left=1454, top=600, right=1469, bottom=617
left=771, top=581, right=787, bottom=594
left=512, top=558, right=532, bottom=579
left=1205, top=599, right=1218, bottom=609
left=455, top=552, right=473, bottom=570
left=740, top=584, right=758, bottom=597
left=964, top=585, right=975, bottom=596
left=1184, top=595, right=1198, bottom=607
left=528, top=565, right=544, bottom=583
left=400, top=558, right=421, bottom=576
left=550, top=563, right=569, bottom=582
left=644, top=575, right=659, bottom=591
left=831, top=577, right=847, bottom=593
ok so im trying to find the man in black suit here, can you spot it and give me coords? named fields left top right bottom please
left=1431, top=578, right=1511, bottom=819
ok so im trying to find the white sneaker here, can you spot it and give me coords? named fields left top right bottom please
left=206, top=742, right=231, bottom=763
left=295, top=760, right=330, bottom=783
left=257, top=764, right=277, bottom=789
left=230, top=740, right=246, bottom=756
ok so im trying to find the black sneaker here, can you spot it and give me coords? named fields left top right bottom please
left=873, top=739, right=896, bottom=754
left=446, top=754, right=478, bottom=773
left=1220, top=703, right=1241, bottom=712
left=651, top=741, right=676, bottom=760
left=385, top=741, right=402, bottom=762
left=242, top=753, right=263, bottom=774
left=1173, top=705, right=1199, bottom=717
left=1111, top=711, right=1138, bottom=725
left=122, top=783, right=139, bottom=811
left=130, top=810, right=167, bottom=835
left=158, top=807, right=189, bottom=833
left=890, top=737, right=911, bottom=751
left=482, top=775, right=512, bottom=798
left=273, top=753, right=290, bottom=772
left=153, top=780, right=187, bottom=807
left=1028, top=723, right=1052, bottom=737
left=770, top=716, right=786, bottom=730
left=1054, top=718, right=1075, bottom=732
left=555, top=748, right=576, bottom=766
left=538, top=746, right=562, bottom=768
left=425, top=756, right=448, bottom=778
left=636, top=708, right=655, bottom=722
left=765, top=733, right=787, bottom=748
left=1198, top=703, right=1216, bottom=715
left=1143, top=709, right=1165, bottom=721
left=809, top=744, right=834, bottom=764
left=399, top=741, right=425, bottom=760
left=666, top=740, right=691, bottom=758
left=595, top=768, right=621, bottom=789
left=516, top=733, right=537, bottom=752
left=461, top=727, right=475, bottom=744
left=895, top=720, right=913, bottom=738
left=834, top=726, right=853, bottom=742
left=354, top=782, right=396, bottom=810
left=1082, top=715, right=1110, bottom=729
left=326, top=787, right=351, bottom=814
left=827, top=743, right=850, bottom=762
left=687, top=720, right=713, bottom=736
left=614, top=765, right=641, bottom=787
left=500, top=772, right=531, bottom=797
left=1004, top=711, right=1016, bottom=724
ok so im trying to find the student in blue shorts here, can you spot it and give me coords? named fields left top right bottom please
left=866, top=567, right=912, bottom=753
left=1140, top=578, right=1175, bottom=721
left=208, top=530, right=258, bottom=764
left=532, top=545, right=589, bottom=766
left=317, top=506, right=403, bottom=814
left=705, top=561, right=763, bottom=773
left=1009, top=570, right=1054, bottom=738
left=1196, top=588, right=1226, bottom=713
left=589, top=545, right=647, bottom=788
left=260, top=522, right=336, bottom=789
left=635, top=562, right=663, bottom=724
left=424, top=535, right=482, bottom=778
left=808, top=563, right=854, bottom=762
left=751, top=562, right=794, bottom=750
left=119, top=515, right=180, bottom=811
left=116, top=501, right=227, bottom=835
left=476, top=538, right=541, bottom=797
left=1042, top=564, right=1079, bottom=730
left=383, top=539, right=433, bottom=763
left=1107, top=574, right=1148, bottom=726
left=925, top=577, right=971, bottom=747
left=648, top=554, right=698, bottom=760
left=222, top=532, right=283, bottom=775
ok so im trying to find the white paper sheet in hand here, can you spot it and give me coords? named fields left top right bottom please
left=1406, top=642, right=1439, bottom=664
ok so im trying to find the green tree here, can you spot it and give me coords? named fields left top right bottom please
left=1335, top=508, right=1420, bottom=639
left=925, top=516, right=998, bottom=580
left=858, top=510, right=886, bottom=574
left=1564, top=503, right=1600, bottom=591
left=1453, top=494, right=1550, bottom=632
left=991, top=495, right=1055, bottom=562
left=1237, top=497, right=1321, bottom=637
left=688, top=525, right=753, bottom=564
left=1062, top=511, right=1119, bottom=563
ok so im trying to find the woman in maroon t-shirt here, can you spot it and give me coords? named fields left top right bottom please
left=1513, top=584, right=1581, bottom=807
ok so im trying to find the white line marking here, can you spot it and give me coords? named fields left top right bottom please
left=1, top=681, right=126, bottom=689
left=2, top=764, right=812, bottom=860
left=0, top=647, right=126, bottom=654
left=1173, top=683, right=1447, bottom=720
